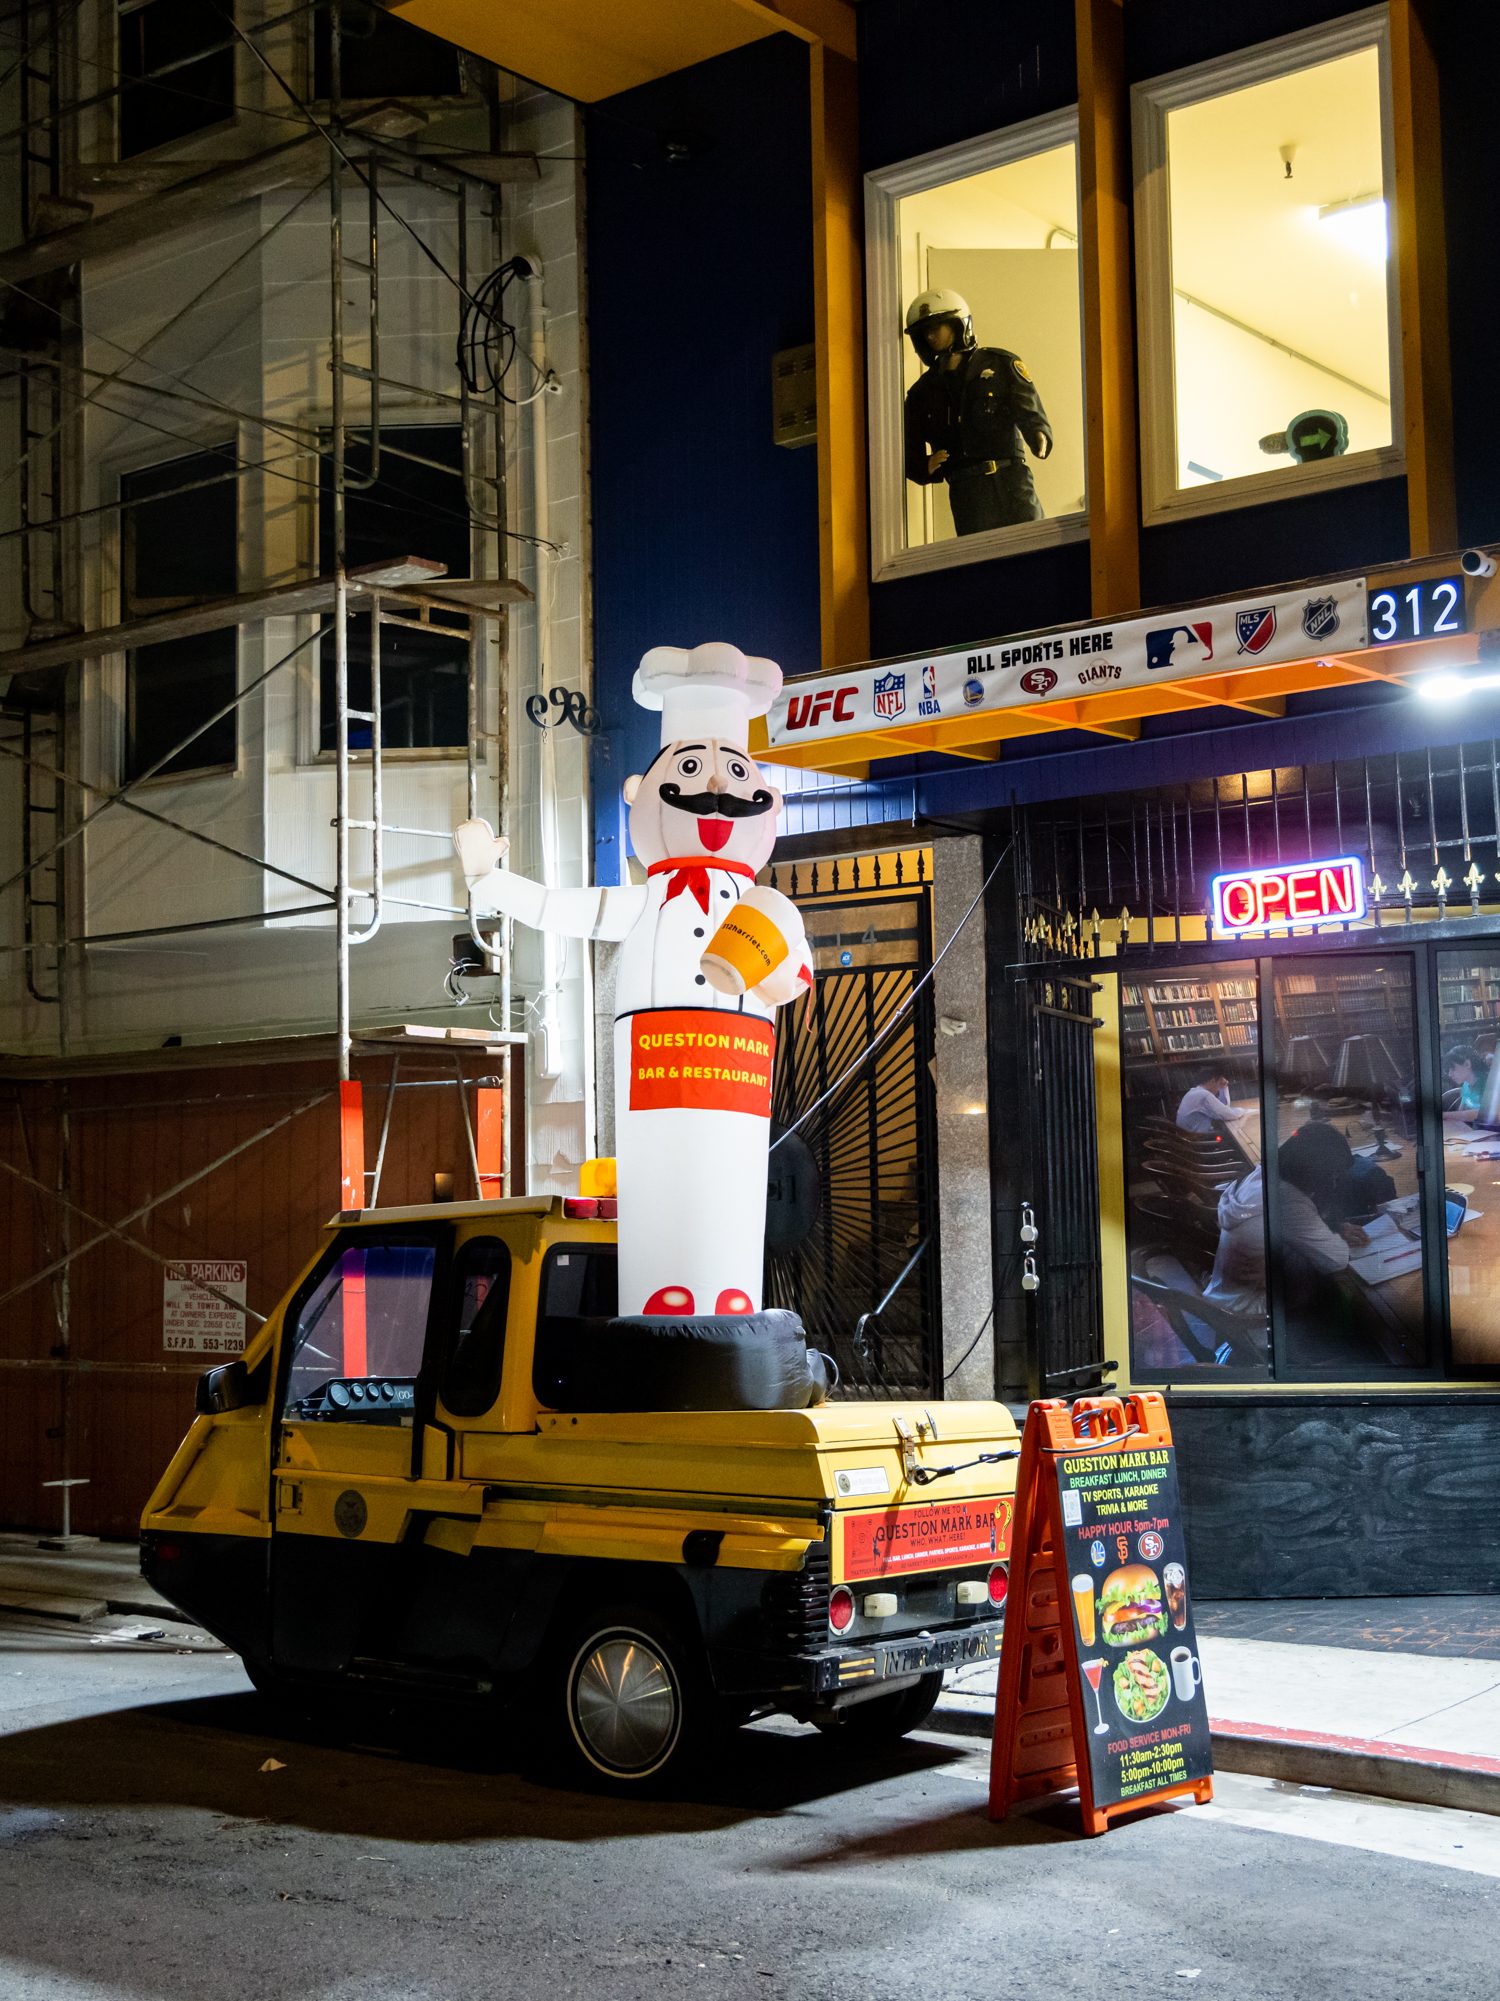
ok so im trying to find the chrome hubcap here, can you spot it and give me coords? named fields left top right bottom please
left=570, top=1631, right=680, bottom=1775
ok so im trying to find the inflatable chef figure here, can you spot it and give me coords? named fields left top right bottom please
left=455, top=643, right=812, bottom=1317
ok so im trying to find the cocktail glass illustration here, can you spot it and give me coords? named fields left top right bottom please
left=1081, top=1657, right=1109, bottom=1734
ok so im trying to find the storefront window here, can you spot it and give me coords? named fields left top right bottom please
left=1133, top=13, right=1401, bottom=520
left=1437, top=952, right=1500, bottom=1369
left=1124, top=951, right=1431, bottom=1380
left=1268, top=956, right=1427, bottom=1373
left=1123, top=963, right=1269, bottom=1378
left=865, top=113, right=1087, bottom=579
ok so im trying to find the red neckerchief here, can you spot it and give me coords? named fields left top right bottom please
left=645, top=855, right=755, bottom=915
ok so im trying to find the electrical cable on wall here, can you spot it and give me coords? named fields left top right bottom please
left=458, top=257, right=552, bottom=404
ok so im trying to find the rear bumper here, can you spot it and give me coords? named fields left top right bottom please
left=802, top=1615, right=1005, bottom=1696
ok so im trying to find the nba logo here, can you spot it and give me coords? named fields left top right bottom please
left=922, top=663, right=937, bottom=699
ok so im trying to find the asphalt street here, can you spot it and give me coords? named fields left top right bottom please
left=0, top=1607, right=1495, bottom=2001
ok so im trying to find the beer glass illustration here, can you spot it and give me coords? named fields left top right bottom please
left=1071, top=1574, right=1096, bottom=1648
left=1170, top=1646, right=1202, bottom=1702
left=1164, top=1561, right=1188, bottom=1631
left=1081, top=1657, right=1110, bottom=1734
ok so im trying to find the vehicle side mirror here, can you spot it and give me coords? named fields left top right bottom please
left=196, top=1358, right=251, bottom=1416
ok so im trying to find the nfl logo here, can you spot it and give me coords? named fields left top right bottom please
left=1302, top=595, right=1338, bottom=641
left=1235, top=606, right=1276, bottom=655
left=873, top=671, right=906, bottom=720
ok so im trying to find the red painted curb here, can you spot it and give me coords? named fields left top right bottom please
left=1210, top=1717, right=1500, bottom=1781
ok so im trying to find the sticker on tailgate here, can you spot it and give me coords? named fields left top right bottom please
left=841, top=1495, right=1014, bottom=1582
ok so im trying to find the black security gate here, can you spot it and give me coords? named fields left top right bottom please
left=765, top=888, right=942, bottom=1398
left=1016, top=966, right=1107, bottom=1395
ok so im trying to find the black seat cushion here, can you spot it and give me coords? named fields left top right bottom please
left=535, top=1308, right=835, bottom=1413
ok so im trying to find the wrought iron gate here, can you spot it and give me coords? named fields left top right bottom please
left=1015, top=966, right=1107, bottom=1395
left=765, top=890, right=942, bottom=1398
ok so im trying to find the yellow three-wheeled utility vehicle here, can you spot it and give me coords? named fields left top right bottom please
left=142, top=1196, right=1020, bottom=1786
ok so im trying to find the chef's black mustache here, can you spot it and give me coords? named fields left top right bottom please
left=659, top=784, right=775, bottom=819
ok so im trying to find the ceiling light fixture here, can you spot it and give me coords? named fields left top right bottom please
left=1415, top=668, right=1500, bottom=703
left=1317, top=193, right=1388, bottom=260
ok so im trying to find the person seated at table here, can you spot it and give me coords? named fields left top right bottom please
left=1204, top=1122, right=1361, bottom=1316
left=1444, top=1044, right=1489, bottom=1113
left=1176, top=1068, right=1249, bottom=1136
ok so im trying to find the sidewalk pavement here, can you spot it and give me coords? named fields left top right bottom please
left=3, top=1535, right=1497, bottom=1815
left=936, top=1606, right=1500, bottom=1819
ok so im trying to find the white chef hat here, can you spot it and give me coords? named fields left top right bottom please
left=633, top=642, right=782, bottom=749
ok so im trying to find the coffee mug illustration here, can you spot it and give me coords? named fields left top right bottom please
left=1170, top=1646, right=1202, bottom=1702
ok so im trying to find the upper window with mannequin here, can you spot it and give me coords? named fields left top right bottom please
left=866, top=112, right=1088, bottom=580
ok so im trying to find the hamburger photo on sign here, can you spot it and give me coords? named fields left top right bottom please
left=1097, top=1563, right=1168, bottom=1647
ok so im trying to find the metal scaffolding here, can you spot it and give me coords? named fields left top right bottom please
left=0, top=0, right=534, bottom=1060
left=0, top=1, right=544, bottom=1446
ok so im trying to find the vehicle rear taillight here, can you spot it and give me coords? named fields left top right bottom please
left=562, top=1197, right=598, bottom=1219
left=154, top=1541, right=181, bottom=1564
left=828, top=1585, right=855, bottom=1634
left=987, top=1562, right=1009, bottom=1608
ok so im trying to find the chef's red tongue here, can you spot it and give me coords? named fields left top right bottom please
left=697, top=816, right=732, bottom=852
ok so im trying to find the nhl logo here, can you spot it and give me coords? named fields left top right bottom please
left=1302, top=595, right=1339, bottom=642
left=873, top=670, right=906, bottom=720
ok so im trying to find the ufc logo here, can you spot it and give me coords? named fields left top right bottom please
left=786, top=686, right=858, bottom=730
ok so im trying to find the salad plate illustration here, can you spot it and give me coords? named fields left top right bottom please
left=1113, top=1647, right=1171, bottom=1723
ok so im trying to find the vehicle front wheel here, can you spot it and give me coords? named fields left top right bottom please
left=558, top=1606, right=708, bottom=1789
left=813, top=1671, right=945, bottom=1745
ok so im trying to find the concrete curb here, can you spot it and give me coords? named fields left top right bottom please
left=0, top=1593, right=108, bottom=1623
left=931, top=1700, right=1500, bottom=1819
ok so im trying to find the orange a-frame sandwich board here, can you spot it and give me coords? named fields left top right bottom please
left=988, top=1392, right=1214, bottom=1836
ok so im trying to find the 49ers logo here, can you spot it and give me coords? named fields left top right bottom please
left=785, top=685, right=859, bottom=730
left=1019, top=666, right=1058, bottom=695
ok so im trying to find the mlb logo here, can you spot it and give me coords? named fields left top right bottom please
left=1235, top=606, right=1277, bottom=655
left=873, top=671, right=906, bottom=720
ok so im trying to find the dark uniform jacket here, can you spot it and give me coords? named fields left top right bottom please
left=903, top=346, right=1053, bottom=496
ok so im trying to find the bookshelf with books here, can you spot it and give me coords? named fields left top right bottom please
left=1120, top=972, right=1259, bottom=1065
left=1437, top=959, right=1500, bottom=1040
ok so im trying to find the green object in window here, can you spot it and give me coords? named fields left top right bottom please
left=1286, top=409, right=1350, bottom=461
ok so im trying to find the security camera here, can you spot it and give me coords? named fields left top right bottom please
left=1461, top=549, right=1497, bottom=578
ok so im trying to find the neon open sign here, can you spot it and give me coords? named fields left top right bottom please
left=1211, top=856, right=1367, bottom=935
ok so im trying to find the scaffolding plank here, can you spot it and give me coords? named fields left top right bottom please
left=0, top=134, right=327, bottom=284
left=382, top=578, right=532, bottom=614
left=0, top=560, right=452, bottom=682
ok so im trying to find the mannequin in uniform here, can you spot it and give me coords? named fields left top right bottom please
left=903, top=287, right=1053, bottom=535
left=454, top=643, right=811, bottom=1320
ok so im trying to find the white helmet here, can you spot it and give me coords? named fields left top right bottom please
left=905, top=287, right=974, bottom=364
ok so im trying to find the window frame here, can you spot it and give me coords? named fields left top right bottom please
left=274, top=1224, right=452, bottom=1435
left=115, top=0, right=241, bottom=164
left=1130, top=6, right=1405, bottom=527
left=864, top=107, right=1089, bottom=583
left=297, top=410, right=479, bottom=768
left=108, top=436, right=242, bottom=786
